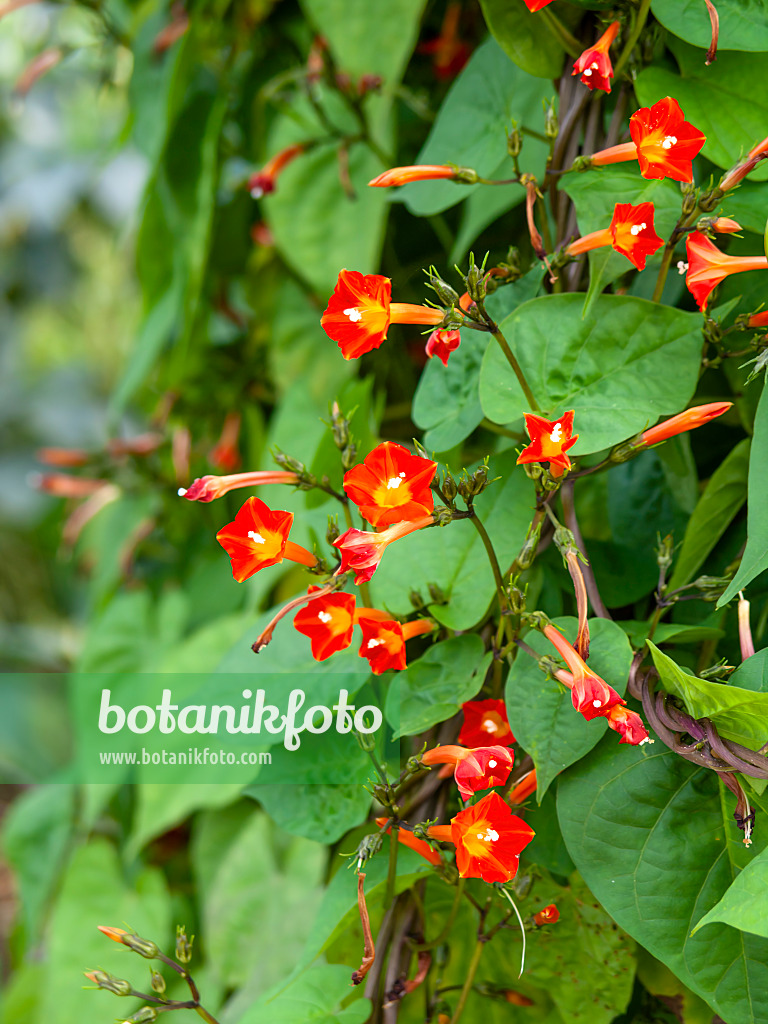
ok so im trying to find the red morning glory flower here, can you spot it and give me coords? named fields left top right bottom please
left=333, top=515, right=434, bottom=585
left=543, top=624, right=625, bottom=721
left=684, top=230, right=768, bottom=311
left=358, top=614, right=435, bottom=674
left=179, top=470, right=299, bottom=503
left=604, top=704, right=650, bottom=745
left=572, top=21, right=619, bottom=93
left=566, top=202, right=663, bottom=271
left=216, top=496, right=317, bottom=582
left=293, top=586, right=356, bottom=661
left=458, top=698, right=515, bottom=748
left=343, top=441, right=437, bottom=527
left=516, top=410, right=578, bottom=478
left=422, top=744, right=515, bottom=801
left=425, top=328, right=461, bottom=365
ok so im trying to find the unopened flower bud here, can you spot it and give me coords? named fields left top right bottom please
left=464, top=255, right=488, bottom=304
left=409, top=589, right=426, bottom=610
left=507, top=122, right=522, bottom=158
left=428, top=582, right=446, bottom=604
left=698, top=188, right=722, bottom=213
left=681, top=184, right=698, bottom=215
left=441, top=472, right=458, bottom=501
left=83, top=970, right=134, bottom=996
left=656, top=533, right=674, bottom=574
left=433, top=505, right=454, bottom=526
left=273, top=449, right=306, bottom=475
left=98, top=927, right=159, bottom=960
left=693, top=574, right=731, bottom=600
left=543, top=98, right=558, bottom=139
left=330, top=402, right=351, bottom=449
left=355, top=833, right=383, bottom=868
left=700, top=660, right=735, bottom=680
left=516, top=522, right=542, bottom=570
left=341, top=442, right=358, bottom=470
left=120, top=1007, right=158, bottom=1024
left=150, top=970, right=166, bottom=995
left=425, top=267, right=460, bottom=306
left=175, top=925, right=194, bottom=964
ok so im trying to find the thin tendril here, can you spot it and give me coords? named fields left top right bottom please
left=498, top=886, right=526, bottom=978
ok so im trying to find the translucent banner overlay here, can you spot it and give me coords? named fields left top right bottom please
left=0, top=673, right=397, bottom=785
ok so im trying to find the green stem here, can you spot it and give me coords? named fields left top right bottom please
left=490, top=328, right=540, bottom=411
left=613, top=0, right=653, bottom=79
left=449, top=939, right=485, bottom=1024
left=538, top=7, right=582, bottom=56
left=194, top=1006, right=221, bottom=1024
left=470, top=513, right=507, bottom=608
left=651, top=244, right=676, bottom=303
left=415, top=879, right=465, bottom=950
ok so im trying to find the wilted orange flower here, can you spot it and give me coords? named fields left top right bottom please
left=369, top=165, right=458, bottom=187
left=684, top=230, right=768, bottom=311
left=358, top=615, right=434, bottom=674
left=543, top=624, right=625, bottom=721
left=566, top=202, right=663, bottom=271
left=321, top=270, right=444, bottom=359
left=333, top=515, right=434, bottom=585
left=421, top=744, right=515, bottom=800
left=248, top=144, right=305, bottom=198
left=216, top=496, right=317, bottom=582
left=641, top=402, right=732, bottom=446
left=425, top=328, right=461, bottom=365
left=458, top=698, right=515, bottom=747
left=293, top=586, right=356, bottom=661
left=179, top=470, right=298, bottom=502
left=591, top=98, right=705, bottom=183
left=343, top=441, right=437, bottom=527
left=517, top=411, right=578, bottom=478
left=375, top=818, right=442, bottom=866
left=533, top=904, right=560, bottom=926
left=428, top=792, right=535, bottom=883
left=604, top=704, right=650, bottom=745
left=572, top=21, right=619, bottom=93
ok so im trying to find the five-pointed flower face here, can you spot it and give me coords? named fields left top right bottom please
left=425, top=328, right=461, bottom=365
left=216, top=497, right=316, bottom=582
left=293, top=586, right=356, bottom=661
left=629, top=97, right=706, bottom=182
left=607, top=202, right=664, bottom=270
left=343, top=441, right=437, bottom=527
left=430, top=792, right=535, bottom=883
left=572, top=21, right=619, bottom=93
left=358, top=616, right=407, bottom=673
left=321, top=270, right=443, bottom=360
left=516, top=411, right=578, bottom=478
left=458, top=698, right=515, bottom=748
left=685, top=230, right=768, bottom=311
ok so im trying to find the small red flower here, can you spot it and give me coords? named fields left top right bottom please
left=604, top=704, right=651, bottom=745
left=421, top=744, right=515, bottom=801
left=685, top=230, right=768, bottom=311
left=333, top=515, right=434, bottom=585
left=375, top=818, right=443, bottom=866
left=216, top=496, right=317, bottom=582
left=248, top=143, right=305, bottom=198
left=209, top=411, right=241, bottom=472
left=418, top=2, right=471, bottom=81
left=641, top=402, right=732, bottom=446
left=425, top=329, right=461, bottom=365
left=293, top=586, right=356, bottom=661
left=566, top=202, right=663, bottom=271
left=369, top=165, right=458, bottom=187
left=343, top=441, right=437, bottom=527
left=358, top=615, right=434, bottom=674
left=533, top=904, right=560, bottom=926
left=458, top=698, right=515, bottom=748
left=543, top=624, right=625, bottom=721
left=428, top=792, right=535, bottom=883
left=572, top=21, right=619, bottom=93
left=523, top=0, right=556, bottom=9
left=516, top=410, right=578, bottom=478
left=590, top=98, right=705, bottom=183
left=321, top=270, right=444, bottom=360
left=179, top=470, right=299, bottom=502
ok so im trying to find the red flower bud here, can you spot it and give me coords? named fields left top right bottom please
left=572, top=21, right=619, bottom=93
left=641, top=402, right=732, bottom=446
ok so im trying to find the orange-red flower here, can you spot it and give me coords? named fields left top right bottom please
left=748, top=311, right=768, bottom=328
left=358, top=615, right=434, bottom=674
left=533, top=904, right=560, bottom=926
left=293, top=586, right=356, bottom=661
left=179, top=470, right=299, bottom=502
left=425, top=328, right=461, bottom=365
left=333, top=515, right=434, bottom=585
left=428, top=792, right=535, bottom=883
left=321, top=270, right=444, bottom=359
left=368, top=165, right=458, bottom=187
left=248, top=144, right=305, bottom=198
left=566, top=202, right=663, bottom=271
left=710, top=217, right=742, bottom=234
left=685, top=230, right=768, bottom=311
left=458, top=698, right=515, bottom=748
left=375, top=818, right=442, bottom=866
left=543, top=624, right=625, bottom=721
left=516, top=411, right=578, bottom=478
left=343, top=441, right=437, bottom=527
left=523, top=0, right=556, bottom=9
left=216, top=496, right=317, bottom=582
left=418, top=2, right=470, bottom=80
left=590, top=98, right=705, bottom=183
left=507, top=768, right=537, bottom=805
left=604, top=704, right=650, bottom=745
left=572, top=21, right=619, bottom=93
left=209, top=411, right=241, bottom=472
left=641, top=401, right=732, bottom=446
left=421, top=744, right=515, bottom=801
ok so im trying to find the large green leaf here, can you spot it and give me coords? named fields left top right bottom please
left=479, top=294, right=703, bottom=454
left=557, top=741, right=768, bottom=1024
left=719, top=382, right=768, bottom=604
left=239, top=963, right=369, bottom=1024
left=386, top=635, right=489, bottom=737
left=505, top=617, right=633, bottom=798
left=668, top=438, right=750, bottom=590
left=694, top=843, right=768, bottom=939
left=478, top=0, right=565, bottom=78
left=634, top=41, right=768, bottom=179
left=651, top=0, right=768, bottom=54
left=369, top=451, right=536, bottom=630
left=397, top=37, right=551, bottom=216
left=411, top=328, right=487, bottom=452
left=729, top=648, right=768, bottom=692
left=250, top=785, right=372, bottom=844
left=647, top=641, right=768, bottom=751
